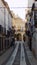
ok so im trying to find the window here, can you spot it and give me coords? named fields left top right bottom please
left=34, top=10, right=37, bottom=28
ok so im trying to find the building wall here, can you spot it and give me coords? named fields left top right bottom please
left=0, top=0, right=12, bottom=33
left=32, top=28, right=37, bottom=57
left=12, top=16, right=25, bottom=31
left=28, top=0, right=37, bottom=58
left=35, top=29, right=37, bottom=58
left=0, top=0, right=12, bottom=54
left=5, top=8, right=9, bottom=32
left=28, top=0, right=35, bottom=8
left=0, top=0, right=5, bottom=28
left=8, top=13, right=12, bottom=29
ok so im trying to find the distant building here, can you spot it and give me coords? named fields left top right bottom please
left=11, top=11, right=25, bottom=40
left=11, top=11, right=25, bottom=31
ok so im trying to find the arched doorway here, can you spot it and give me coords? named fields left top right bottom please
left=17, top=33, right=22, bottom=41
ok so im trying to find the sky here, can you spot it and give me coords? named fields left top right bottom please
left=5, top=0, right=28, bottom=20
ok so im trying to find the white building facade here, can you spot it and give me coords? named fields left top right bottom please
left=2, top=0, right=12, bottom=35
left=0, top=0, right=5, bottom=33
left=28, top=0, right=35, bottom=8
left=0, top=0, right=12, bottom=54
left=8, top=13, right=12, bottom=31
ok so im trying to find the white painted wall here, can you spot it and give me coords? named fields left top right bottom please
left=35, top=1, right=37, bottom=7
left=0, top=0, right=12, bottom=33
left=28, top=0, right=35, bottom=7
left=5, top=9, right=12, bottom=34
left=0, top=0, right=5, bottom=27
left=5, top=8, right=9, bottom=31
left=8, top=14, right=12, bottom=29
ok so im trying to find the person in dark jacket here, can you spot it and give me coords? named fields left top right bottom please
left=11, top=37, right=15, bottom=47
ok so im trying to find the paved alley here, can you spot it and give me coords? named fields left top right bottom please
left=0, top=41, right=27, bottom=65
left=0, top=41, right=37, bottom=65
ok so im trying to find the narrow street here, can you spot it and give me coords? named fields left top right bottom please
left=0, top=0, right=37, bottom=65
left=0, top=41, right=37, bottom=65
left=5, top=41, right=27, bottom=65
left=1, top=41, right=27, bottom=65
